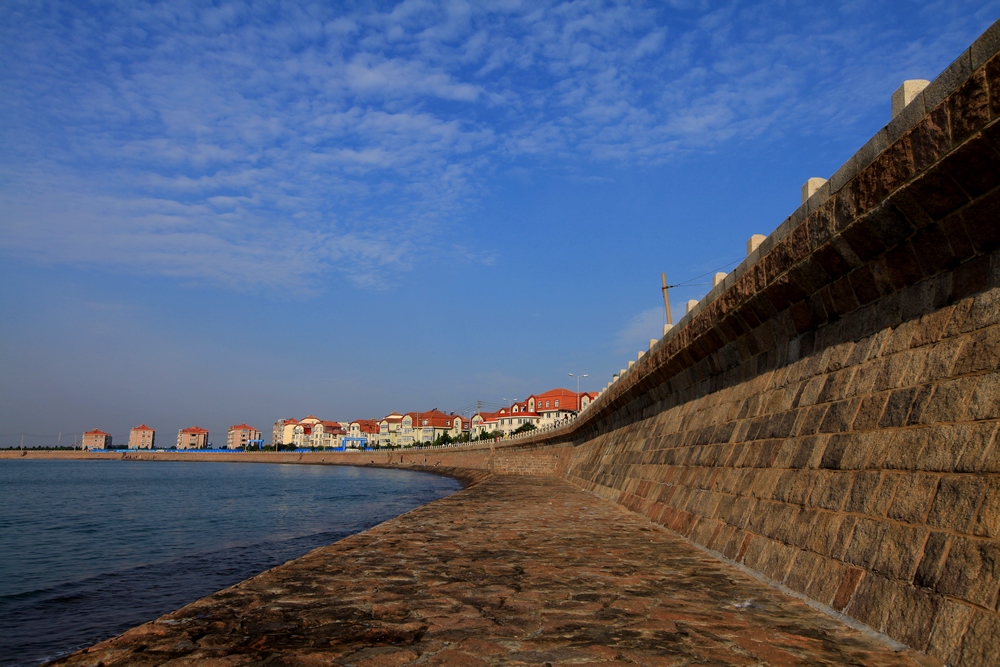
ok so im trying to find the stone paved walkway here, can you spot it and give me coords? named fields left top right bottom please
left=49, top=475, right=932, bottom=667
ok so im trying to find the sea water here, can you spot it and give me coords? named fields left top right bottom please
left=0, top=459, right=460, bottom=666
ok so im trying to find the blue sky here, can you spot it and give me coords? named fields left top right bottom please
left=1, top=0, right=997, bottom=447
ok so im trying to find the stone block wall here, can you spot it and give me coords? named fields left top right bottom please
left=522, top=20, right=1000, bottom=667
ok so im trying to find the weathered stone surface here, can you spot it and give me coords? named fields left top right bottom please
left=45, top=477, right=926, bottom=667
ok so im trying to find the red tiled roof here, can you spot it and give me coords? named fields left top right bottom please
left=382, top=413, right=404, bottom=423
left=411, top=409, right=461, bottom=428
left=302, top=415, right=319, bottom=421
left=353, top=419, right=381, bottom=434
left=530, top=388, right=590, bottom=411
left=180, top=426, right=209, bottom=434
left=229, top=423, right=256, bottom=431
left=319, top=421, right=346, bottom=435
left=85, top=429, right=110, bottom=436
left=131, top=424, right=154, bottom=431
left=279, top=418, right=299, bottom=426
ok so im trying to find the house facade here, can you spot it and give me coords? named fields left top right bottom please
left=527, top=388, right=599, bottom=427
left=349, top=419, right=380, bottom=448
left=226, top=423, right=261, bottom=450
left=177, top=426, right=209, bottom=449
left=311, top=420, right=346, bottom=449
left=128, top=424, right=155, bottom=449
left=272, top=418, right=298, bottom=446
left=378, top=413, right=404, bottom=447
left=409, top=409, right=465, bottom=444
left=82, top=429, right=112, bottom=450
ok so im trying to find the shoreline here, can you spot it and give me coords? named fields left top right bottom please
left=0, top=449, right=493, bottom=489
left=44, top=475, right=927, bottom=667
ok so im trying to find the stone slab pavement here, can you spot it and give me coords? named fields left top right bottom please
left=48, top=475, right=934, bottom=667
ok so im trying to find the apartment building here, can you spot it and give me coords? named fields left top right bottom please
left=272, top=418, right=298, bottom=447
left=177, top=426, right=209, bottom=449
left=226, top=423, right=261, bottom=450
left=128, top=424, right=155, bottom=449
left=82, top=429, right=112, bottom=450
left=497, top=402, right=541, bottom=435
left=378, top=412, right=404, bottom=447
left=349, top=419, right=380, bottom=448
left=311, top=420, right=346, bottom=449
left=291, top=415, right=320, bottom=448
left=410, top=409, right=466, bottom=444
left=471, top=410, right=501, bottom=438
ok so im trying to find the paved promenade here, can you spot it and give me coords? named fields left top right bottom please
left=50, top=475, right=929, bottom=667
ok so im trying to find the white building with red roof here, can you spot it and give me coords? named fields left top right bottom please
left=527, top=388, right=598, bottom=427
left=311, top=420, right=346, bottom=449
left=471, top=410, right=502, bottom=438
left=497, top=402, right=541, bottom=435
left=349, top=419, right=380, bottom=448
left=409, top=409, right=466, bottom=444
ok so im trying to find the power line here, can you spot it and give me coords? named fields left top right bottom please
left=665, top=257, right=742, bottom=289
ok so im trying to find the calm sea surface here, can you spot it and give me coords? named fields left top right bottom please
left=0, top=459, right=461, bottom=667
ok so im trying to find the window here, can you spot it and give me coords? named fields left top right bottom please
left=555, top=400, right=560, bottom=407
left=545, top=400, right=550, bottom=408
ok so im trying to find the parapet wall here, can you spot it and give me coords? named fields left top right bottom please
left=504, top=20, right=1000, bottom=667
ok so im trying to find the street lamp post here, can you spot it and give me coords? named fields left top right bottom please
left=502, top=397, right=517, bottom=437
left=568, top=372, right=588, bottom=414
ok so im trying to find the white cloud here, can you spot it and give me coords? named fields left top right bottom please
left=615, top=307, right=665, bottom=354
left=1, top=0, right=996, bottom=292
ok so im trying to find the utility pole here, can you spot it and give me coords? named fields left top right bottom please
left=661, top=273, right=673, bottom=326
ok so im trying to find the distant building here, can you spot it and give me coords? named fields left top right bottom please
left=311, top=420, right=346, bottom=449
left=177, top=426, right=209, bottom=450
left=226, top=424, right=260, bottom=450
left=292, top=415, right=322, bottom=448
left=272, top=418, right=298, bottom=447
left=409, top=409, right=466, bottom=444
left=471, top=411, right=501, bottom=438
left=527, top=388, right=598, bottom=427
left=128, top=424, right=155, bottom=449
left=378, top=412, right=404, bottom=447
left=495, top=402, right=540, bottom=436
left=349, top=419, right=380, bottom=448
left=82, top=429, right=112, bottom=450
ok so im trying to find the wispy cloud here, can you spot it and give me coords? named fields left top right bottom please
left=615, top=307, right=665, bottom=355
left=1, top=0, right=995, bottom=291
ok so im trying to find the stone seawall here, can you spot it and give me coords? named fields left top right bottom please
left=508, top=21, right=1000, bottom=667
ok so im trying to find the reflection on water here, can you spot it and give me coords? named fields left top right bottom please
left=0, top=460, right=459, bottom=667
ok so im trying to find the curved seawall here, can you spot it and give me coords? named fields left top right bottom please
left=380, top=20, right=1000, bottom=665
left=483, top=20, right=1000, bottom=666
